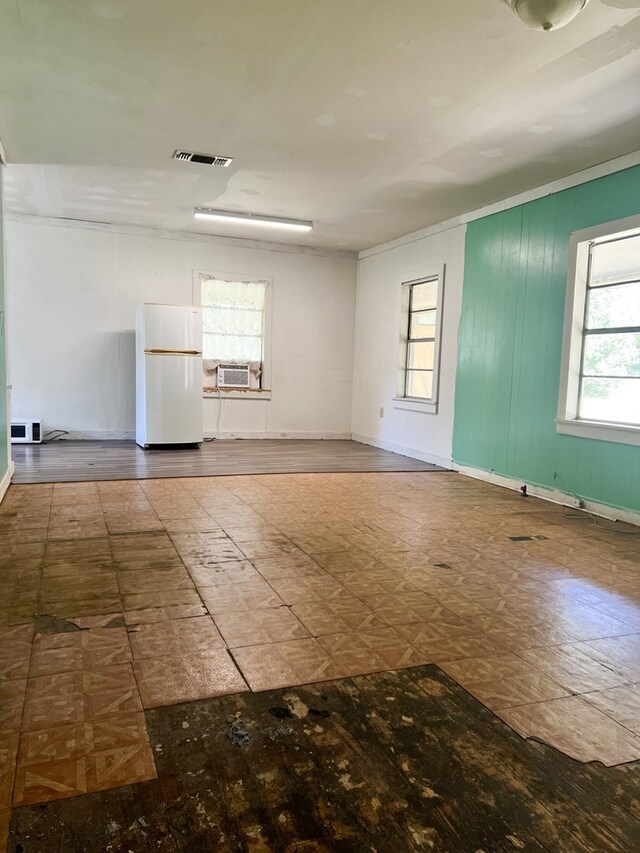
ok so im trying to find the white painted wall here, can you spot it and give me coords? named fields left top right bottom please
left=351, top=224, right=466, bottom=468
left=6, top=217, right=357, bottom=439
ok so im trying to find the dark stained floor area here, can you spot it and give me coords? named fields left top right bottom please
left=11, top=439, right=445, bottom=484
left=8, top=665, right=640, bottom=853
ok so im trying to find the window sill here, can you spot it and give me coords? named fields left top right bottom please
left=556, top=418, right=640, bottom=446
left=392, top=398, right=438, bottom=414
left=203, top=389, right=272, bottom=401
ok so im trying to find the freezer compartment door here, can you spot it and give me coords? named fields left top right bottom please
left=142, top=353, right=203, bottom=445
left=140, top=304, right=202, bottom=353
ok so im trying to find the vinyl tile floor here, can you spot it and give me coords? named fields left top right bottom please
left=1, top=470, right=640, bottom=851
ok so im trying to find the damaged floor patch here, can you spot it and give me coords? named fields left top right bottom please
left=7, top=666, right=640, bottom=852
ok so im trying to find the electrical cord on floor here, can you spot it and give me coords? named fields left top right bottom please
left=216, top=387, right=223, bottom=437
left=202, top=388, right=224, bottom=442
left=562, top=513, right=639, bottom=535
left=42, top=429, right=69, bottom=443
left=554, top=471, right=639, bottom=536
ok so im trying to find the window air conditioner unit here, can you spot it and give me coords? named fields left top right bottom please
left=217, top=364, right=251, bottom=388
left=11, top=418, right=43, bottom=444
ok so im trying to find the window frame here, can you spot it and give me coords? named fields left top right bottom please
left=193, top=270, right=273, bottom=400
left=394, top=267, right=445, bottom=415
left=557, top=214, right=640, bottom=446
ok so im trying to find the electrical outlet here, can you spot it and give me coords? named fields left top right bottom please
left=562, top=496, right=583, bottom=510
left=379, top=407, right=384, bottom=418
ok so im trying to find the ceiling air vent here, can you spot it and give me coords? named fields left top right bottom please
left=173, top=150, right=233, bottom=167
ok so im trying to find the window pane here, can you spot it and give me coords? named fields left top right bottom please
left=200, top=278, right=267, bottom=366
left=586, top=281, right=640, bottom=330
left=583, top=332, right=640, bottom=377
left=411, top=280, right=438, bottom=310
left=203, top=332, right=263, bottom=362
left=407, top=341, right=435, bottom=370
left=409, top=310, right=436, bottom=339
left=202, top=279, right=266, bottom=310
left=590, top=234, right=640, bottom=286
left=203, top=306, right=263, bottom=336
left=406, top=370, right=433, bottom=399
left=579, top=377, right=640, bottom=426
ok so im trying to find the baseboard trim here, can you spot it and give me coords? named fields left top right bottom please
left=351, top=433, right=453, bottom=469
left=455, top=463, right=640, bottom=528
left=0, top=461, right=15, bottom=504
left=37, top=431, right=353, bottom=441
left=204, top=431, right=353, bottom=440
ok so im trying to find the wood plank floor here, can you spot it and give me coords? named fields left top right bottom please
left=10, top=439, right=445, bottom=484
left=8, top=667, right=640, bottom=852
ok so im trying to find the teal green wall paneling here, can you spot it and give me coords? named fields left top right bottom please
left=0, top=166, right=7, bottom=483
left=453, top=164, right=640, bottom=514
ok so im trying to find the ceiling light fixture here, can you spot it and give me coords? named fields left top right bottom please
left=193, top=208, right=313, bottom=232
left=505, top=0, right=589, bottom=31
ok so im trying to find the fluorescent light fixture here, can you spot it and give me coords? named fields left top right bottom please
left=194, top=208, right=313, bottom=232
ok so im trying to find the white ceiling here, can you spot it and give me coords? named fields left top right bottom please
left=2, top=0, right=640, bottom=251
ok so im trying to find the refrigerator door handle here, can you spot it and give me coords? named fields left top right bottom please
left=144, top=348, right=203, bottom=356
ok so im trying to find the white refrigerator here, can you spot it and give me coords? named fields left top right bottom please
left=135, top=303, right=203, bottom=448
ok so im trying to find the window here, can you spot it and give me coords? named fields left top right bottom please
left=196, top=275, right=269, bottom=394
left=395, top=273, right=444, bottom=413
left=558, top=216, right=640, bottom=445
